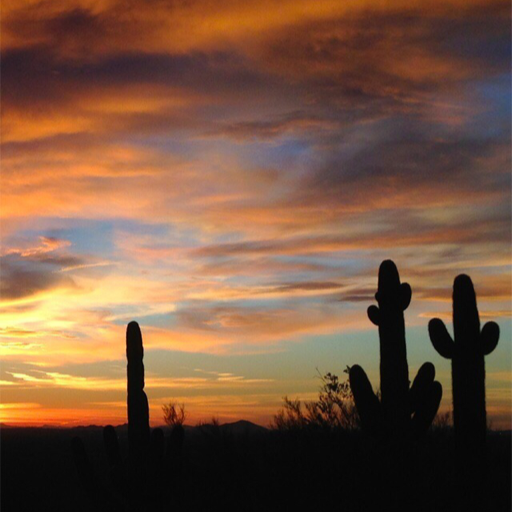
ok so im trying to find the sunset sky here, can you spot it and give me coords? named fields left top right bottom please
left=1, top=0, right=510, bottom=428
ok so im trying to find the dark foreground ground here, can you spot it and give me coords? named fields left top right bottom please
left=2, top=423, right=511, bottom=512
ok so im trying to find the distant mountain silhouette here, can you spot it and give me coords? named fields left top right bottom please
left=68, top=420, right=268, bottom=434
left=219, top=419, right=268, bottom=434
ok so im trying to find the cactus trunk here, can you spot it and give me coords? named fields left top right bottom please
left=375, top=261, right=410, bottom=435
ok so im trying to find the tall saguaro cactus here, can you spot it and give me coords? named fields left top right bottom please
left=369, top=259, right=411, bottom=433
left=428, top=274, right=499, bottom=447
left=127, top=321, right=150, bottom=455
left=72, top=321, right=184, bottom=512
left=350, top=260, right=442, bottom=438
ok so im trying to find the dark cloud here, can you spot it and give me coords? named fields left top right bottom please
left=0, top=254, right=78, bottom=300
left=259, top=2, right=510, bottom=110
left=192, top=211, right=510, bottom=259
left=2, top=45, right=282, bottom=111
left=270, top=281, right=342, bottom=293
left=4, top=6, right=110, bottom=57
left=0, top=237, right=92, bottom=300
left=211, top=112, right=337, bottom=141
left=333, top=288, right=376, bottom=303
left=2, top=132, right=102, bottom=158
left=415, top=280, right=511, bottom=302
left=292, top=122, right=511, bottom=211
left=3, top=0, right=509, bottom=125
left=0, top=326, right=77, bottom=339
left=175, top=302, right=342, bottom=339
left=196, top=257, right=331, bottom=277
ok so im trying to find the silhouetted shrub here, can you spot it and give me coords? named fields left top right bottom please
left=162, top=401, right=186, bottom=427
left=272, top=368, right=359, bottom=430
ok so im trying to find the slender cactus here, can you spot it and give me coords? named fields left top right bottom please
left=350, top=260, right=442, bottom=438
left=127, top=321, right=150, bottom=456
left=428, top=274, right=499, bottom=447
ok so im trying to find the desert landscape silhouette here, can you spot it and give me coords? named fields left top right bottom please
left=2, top=1, right=510, bottom=511
left=5, top=260, right=509, bottom=512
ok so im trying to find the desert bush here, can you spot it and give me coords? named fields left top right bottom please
left=162, top=401, right=186, bottom=427
left=272, top=367, right=359, bottom=430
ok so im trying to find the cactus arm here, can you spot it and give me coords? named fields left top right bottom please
left=481, top=321, right=500, bottom=355
left=349, top=364, right=382, bottom=436
left=367, top=305, right=380, bottom=326
left=409, top=362, right=436, bottom=413
left=367, top=263, right=411, bottom=323
left=428, top=318, right=454, bottom=359
left=409, top=363, right=442, bottom=436
left=127, top=321, right=150, bottom=455
left=411, top=381, right=442, bottom=436
left=400, top=283, right=412, bottom=310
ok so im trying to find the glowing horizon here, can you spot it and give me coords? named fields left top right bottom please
left=1, top=0, right=510, bottom=428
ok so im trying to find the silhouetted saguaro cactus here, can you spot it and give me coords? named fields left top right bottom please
left=350, top=260, right=442, bottom=438
left=428, top=274, right=499, bottom=447
left=127, top=321, right=150, bottom=456
left=72, top=321, right=184, bottom=512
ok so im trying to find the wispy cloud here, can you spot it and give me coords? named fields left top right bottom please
left=2, top=369, right=273, bottom=391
